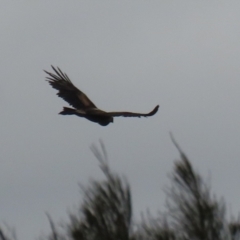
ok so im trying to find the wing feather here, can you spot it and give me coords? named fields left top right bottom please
left=106, top=105, right=159, bottom=117
left=45, top=66, right=96, bottom=109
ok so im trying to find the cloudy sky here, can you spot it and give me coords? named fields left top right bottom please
left=1, top=1, right=240, bottom=239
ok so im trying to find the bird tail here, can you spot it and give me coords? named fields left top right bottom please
left=59, top=107, right=76, bottom=115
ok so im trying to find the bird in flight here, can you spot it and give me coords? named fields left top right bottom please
left=45, top=66, right=159, bottom=126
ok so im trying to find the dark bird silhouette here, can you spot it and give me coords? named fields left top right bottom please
left=45, top=66, right=159, bottom=126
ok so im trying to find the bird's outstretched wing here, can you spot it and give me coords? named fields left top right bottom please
left=45, top=66, right=96, bottom=109
left=106, top=105, right=159, bottom=117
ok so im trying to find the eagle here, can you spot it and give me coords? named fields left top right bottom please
left=45, top=66, right=159, bottom=126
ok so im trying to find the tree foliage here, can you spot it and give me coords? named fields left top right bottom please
left=2, top=138, right=240, bottom=240
left=165, top=134, right=230, bottom=240
left=67, top=141, right=132, bottom=240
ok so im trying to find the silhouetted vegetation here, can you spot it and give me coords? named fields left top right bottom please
left=1, top=138, right=240, bottom=240
left=67, top=141, right=132, bottom=240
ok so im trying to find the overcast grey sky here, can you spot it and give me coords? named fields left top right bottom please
left=1, top=1, right=240, bottom=239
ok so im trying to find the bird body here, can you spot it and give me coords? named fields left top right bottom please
left=60, top=107, right=113, bottom=126
left=45, top=66, right=159, bottom=126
